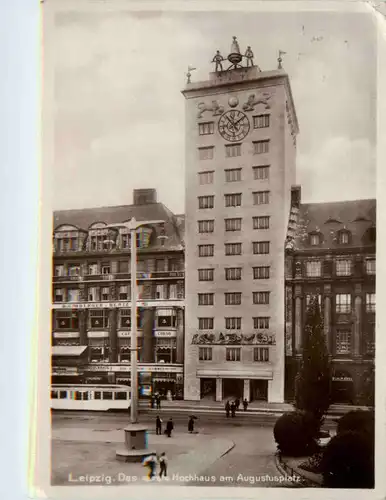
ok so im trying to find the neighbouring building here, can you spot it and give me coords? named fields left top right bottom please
left=51, top=188, right=185, bottom=399
left=182, top=37, right=299, bottom=403
left=285, top=189, right=376, bottom=405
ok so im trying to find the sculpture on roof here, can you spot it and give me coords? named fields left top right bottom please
left=278, top=49, right=286, bottom=69
left=211, top=37, right=258, bottom=72
left=212, top=50, right=224, bottom=72
left=244, top=46, right=254, bottom=67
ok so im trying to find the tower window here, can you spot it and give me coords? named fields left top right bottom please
left=198, top=171, right=214, bottom=185
left=225, top=144, right=241, bottom=158
left=253, top=165, right=270, bottom=180
left=253, top=114, right=270, bottom=129
left=253, top=140, right=270, bottom=154
left=198, top=146, right=214, bottom=160
left=198, top=122, right=214, bottom=135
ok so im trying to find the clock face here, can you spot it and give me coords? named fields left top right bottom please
left=218, top=110, right=250, bottom=142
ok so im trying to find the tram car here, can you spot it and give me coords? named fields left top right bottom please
left=50, top=384, right=131, bottom=411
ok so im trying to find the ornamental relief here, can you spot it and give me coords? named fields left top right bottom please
left=242, top=92, right=271, bottom=111
left=191, top=331, right=276, bottom=346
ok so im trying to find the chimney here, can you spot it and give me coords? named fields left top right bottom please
left=133, top=189, right=157, bottom=205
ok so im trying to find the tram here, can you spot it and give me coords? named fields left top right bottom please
left=50, top=384, right=131, bottom=411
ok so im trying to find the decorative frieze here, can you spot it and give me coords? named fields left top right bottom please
left=191, top=331, right=275, bottom=345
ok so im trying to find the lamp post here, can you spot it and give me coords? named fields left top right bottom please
left=106, top=217, right=165, bottom=462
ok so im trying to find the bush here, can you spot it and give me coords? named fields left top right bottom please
left=321, top=431, right=374, bottom=488
left=274, top=411, right=320, bottom=457
left=299, top=451, right=324, bottom=473
left=337, top=410, right=374, bottom=439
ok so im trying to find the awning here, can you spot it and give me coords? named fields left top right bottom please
left=153, top=377, right=176, bottom=383
left=156, top=309, right=176, bottom=316
left=52, top=345, right=88, bottom=357
left=197, top=367, right=273, bottom=380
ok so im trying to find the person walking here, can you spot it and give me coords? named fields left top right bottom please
left=243, top=398, right=248, bottom=411
left=156, top=415, right=163, bottom=435
left=230, top=401, right=236, bottom=418
left=159, top=452, right=168, bottom=478
left=143, top=453, right=157, bottom=480
left=235, top=398, right=240, bottom=410
left=156, top=394, right=161, bottom=410
left=188, top=416, right=195, bottom=433
left=166, top=418, right=174, bottom=437
left=225, top=400, right=230, bottom=418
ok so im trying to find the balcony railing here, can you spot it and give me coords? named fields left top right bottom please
left=53, top=270, right=184, bottom=283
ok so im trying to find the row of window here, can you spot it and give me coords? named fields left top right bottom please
left=198, top=165, right=269, bottom=185
left=198, top=241, right=270, bottom=257
left=303, top=259, right=375, bottom=277
left=54, top=309, right=177, bottom=330
left=54, top=231, right=149, bottom=253
left=54, top=283, right=183, bottom=303
left=198, top=115, right=270, bottom=136
left=198, top=191, right=269, bottom=210
left=198, top=292, right=270, bottom=306
left=198, top=141, right=269, bottom=160
left=198, top=347, right=269, bottom=362
left=198, top=317, right=270, bottom=330
left=198, top=266, right=270, bottom=281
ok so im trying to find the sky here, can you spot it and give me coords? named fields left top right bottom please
left=48, top=2, right=377, bottom=214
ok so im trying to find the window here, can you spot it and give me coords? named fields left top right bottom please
left=198, top=196, right=214, bottom=209
left=88, top=286, right=98, bottom=302
left=68, top=264, right=80, bottom=276
left=101, top=263, right=111, bottom=275
left=225, top=193, right=242, bottom=207
left=198, top=268, right=214, bottom=281
left=253, top=165, right=270, bottom=180
left=366, top=293, right=376, bottom=313
left=198, top=220, right=214, bottom=233
left=198, top=244, right=214, bottom=257
left=89, top=235, right=106, bottom=252
left=336, top=330, right=352, bottom=354
left=198, top=171, right=214, bottom=185
left=88, top=263, right=98, bottom=275
left=198, top=293, right=214, bottom=306
left=253, top=191, right=270, bottom=205
left=156, top=284, right=166, bottom=299
left=336, top=260, right=352, bottom=277
left=225, top=144, right=241, bottom=157
left=254, top=347, right=269, bottom=362
left=225, top=293, right=242, bottom=306
left=155, top=337, right=176, bottom=362
left=225, top=218, right=242, bottom=231
left=55, top=311, right=79, bottom=330
left=225, top=168, right=242, bottom=182
left=336, top=294, right=351, bottom=313
left=89, top=309, right=109, bottom=328
left=253, top=292, right=270, bottom=304
left=198, top=318, right=214, bottom=330
left=226, top=347, right=241, bottom=361
left=225, top=317, right=241, bottom=330
left=366, top=258, right=375, bottom=275
left=54, top=288, right=64, bottom=302
left=306, top=261, right=322, bottom=277
left=310, top=234, right=320, bottom=246
left=253, top=114, right=270, bottom=129
left=119, top=285, right=129, bottom=300
left=157, top=309, right=177, bottom=328
left=253, top=140, right=269, bottom=154
left=54, top=265, right=64, bottom=277
left=339, top=231, right=350, bottom=244
left=198, top=122, right=214, bottom=135
left=198, top=146, right=214, bottom=160
left=253, top=317, right=270, bottom=329
left=306, top=294, right=322, bottom=308
left=225, top=267, right=242, bottom=280
left=199, top=347, right=212, bottom=361
left=168, top=283, right=178, bottom=300
left=253, top=266, right=270, bottom=279
left=253, top=216, right=270, bottom=229
left=67, top=288, right=80, bottom=302
left=101, top=287, right=109, bottom=301
left=225, top=243, right=242, bottom=255
left=253, top=241, right=270, bottom=254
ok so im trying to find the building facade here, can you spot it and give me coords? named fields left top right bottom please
left=285, top=191, right=376, bottom=405
left=51, top=189, right=186, bottom=399
left=183, top=38, right=299, bottom=403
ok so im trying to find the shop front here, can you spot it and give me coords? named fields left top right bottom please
left=51, top=345, right=88, bottom=384
left=87, top=331, right=110, bottom=363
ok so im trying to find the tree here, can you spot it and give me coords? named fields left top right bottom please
left=295, top=295, right=331, bottom=424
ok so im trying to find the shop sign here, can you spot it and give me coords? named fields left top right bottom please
left=53, top=332, right=80, bottom=339
left=52, top=300, right=185, bottom=310
left=332, top=376, right=353, bottom=382
left=154, top=331, right=177, bottom=338
left=87, top=331, right=109, bottom=339
left=52, top=367, right=78, bottom=375
left=84, top=364, right=183, bottom=374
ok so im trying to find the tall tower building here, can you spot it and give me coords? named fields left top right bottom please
left=182, top=38, right=299, bottom=403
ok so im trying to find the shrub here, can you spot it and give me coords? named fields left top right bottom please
left=321, top=431, right=374, bottom=488
left=274, top=411, right=320, bottom=457
left=337, top=410, right=374, bottom=440
left=299, top=451, right=324, bottom=473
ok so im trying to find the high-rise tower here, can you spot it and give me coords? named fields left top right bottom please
left=182, top=38, right=298, bottom=403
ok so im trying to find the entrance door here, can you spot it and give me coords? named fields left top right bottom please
left=223, top=378, right=243, bottom=400
left=251, top=380, right=268, bottom=401
left=200, top=378, right=216, bottom=400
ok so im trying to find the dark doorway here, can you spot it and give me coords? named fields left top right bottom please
left=251, top=380, right=268, bottom=401
left=332, top=370, right=354, bottom=404
left=200, top=378, right=216, bottom=400
left=223, top=378, right=243, bottom=400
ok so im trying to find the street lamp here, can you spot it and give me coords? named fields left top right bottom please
left=106, top=217, right=165, bottom=462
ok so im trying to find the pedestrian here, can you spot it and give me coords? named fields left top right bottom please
left=235, top=398, right=240, bottom=410
left=143, top=453, right=157, bottom=480
left=156, top=415, right=163, bottom=435
left=230, top=401, right=236, bottom=418
left=150, top=395, right=155, bottom=409
left=166, top=417, right=174, bottom=437
left=188, top=416, right=195, bottom=433
left=225, top=400, right=230, bottom=418
left=243, top=398, right=248, bottom=411
left=159, top=452, right=168, bottom=478
left=156, top=394, right=161, bottom=410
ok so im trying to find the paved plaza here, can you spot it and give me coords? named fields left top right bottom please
left=51, top=412, right=301, bottom=488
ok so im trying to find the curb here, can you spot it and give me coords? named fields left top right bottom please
left=274, top=452, right=321, bottom=488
